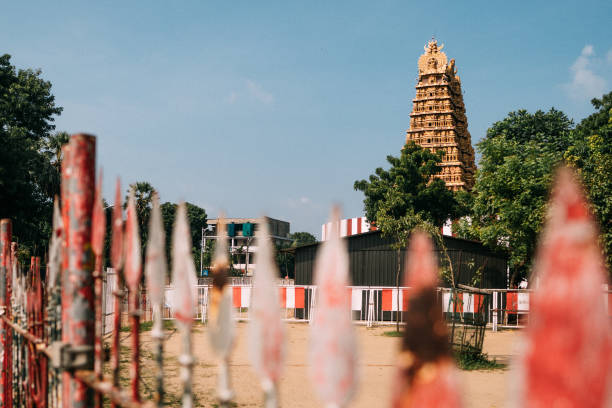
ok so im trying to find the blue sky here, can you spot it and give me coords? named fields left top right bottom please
left=2, top=1, right=611, bottom=237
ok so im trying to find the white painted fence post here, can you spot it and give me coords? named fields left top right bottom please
left=492, top=291, right=498, bottom=332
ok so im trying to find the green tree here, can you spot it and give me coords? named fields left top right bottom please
left=272, top=232, right=317, bottom=279
left=0, top=54, right=63, bottom=259
left=355, top=142, right=464, bottom=330
left=160, top=201, right=207, bottom=274
left=565, top=92, right=612, bottom=269
left=126, top=182, right=156, bottom=244
left=485, top=108, right=574, bottom=154
left=354, top=142, right=462, bottom=228
left=456, top=109, right=573, bottom=284
left=289, top=231, right=317, bottom=247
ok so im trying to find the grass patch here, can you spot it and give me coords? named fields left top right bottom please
left=382, top=330, right=403, bottom=337
left=454, top=350, right=505, bottom=371
left=120, top=320, right=175, bottom=333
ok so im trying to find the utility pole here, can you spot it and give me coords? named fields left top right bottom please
left=245, top=237, right=252, bottom=276
left=200, top=226, right=204, bottom=277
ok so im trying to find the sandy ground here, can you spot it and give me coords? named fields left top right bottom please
left=120, top=322, right=520, bottom=407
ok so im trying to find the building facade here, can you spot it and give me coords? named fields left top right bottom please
left=321, top=216, right=376, bottom=241
left=203, top=217, right=291, bottom=275
left=406, top=39, right=476, bottom=191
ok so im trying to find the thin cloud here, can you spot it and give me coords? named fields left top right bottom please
left=246, top=79, right=274, bottom=104
left=563, top=45, right=608, bottom=101
left=288, top=196, right=313, bottom=209
left=225, top=91, right=237, bottom=104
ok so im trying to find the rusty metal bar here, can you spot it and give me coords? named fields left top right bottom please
left=1, top=317, right=46, bottom=347
left=125, top=192, right=142, bottom=402
left=10, top=242, right=19, bottom=408
left=60, top=142, right=72, bottom=408
left=5, top=236, right=12, bottom=408
left=145, top=194, right=167, bottom=407
left=248, top=221, right=285, bottom=408
left=27, top=257, right=35, bottom=408
left=38, top=256, right=49, bottom=408
left=208, top=217, right=234, bottom=407
left=61, top=134, right=96, bottom=408
left=73, top=371, right=156, bottom=408
left=110, top=179, right=125, bottom=408
left=171, top=203, right=198, bottom=408
left=0, top=218, right=13, bottom=408
left=26, top=257, right=48, bottom=408
left=309, top=207, right=358, bottom=408
left=47, top=199, right=63, bottom=408
left=92, top=172, right=105, bottom=408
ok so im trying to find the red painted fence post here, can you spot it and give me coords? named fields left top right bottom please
left=61, top=134, right=96, bottom=408
left=0, top=219, right=12, bottom=408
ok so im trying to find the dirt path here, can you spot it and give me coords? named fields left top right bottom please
left=121, top=322, right=521, bottom=407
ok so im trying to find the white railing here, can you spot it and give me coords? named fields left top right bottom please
left=100, top=273, right=612, bottom=330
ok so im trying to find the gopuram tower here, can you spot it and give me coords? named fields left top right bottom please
left=406, top=39, right=476, bottom=191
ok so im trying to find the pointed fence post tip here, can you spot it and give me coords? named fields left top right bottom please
left=309, top=206, right=358, bottom=408
left=391, top=231, right=462, bottom=408
left=513, top=166, right=612, bottom=408
left=125, top=189, right=143, bottom=402
left=171, top=202, right=198, bottom=408
left=125, top=190, right=142, bottom=291
left=248, top=218, right=285, bottom=407
left=207, top=214, right=236, bottom=405
left=145, top=192, right=167, bottom=407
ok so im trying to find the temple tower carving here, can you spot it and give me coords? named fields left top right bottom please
left=406, top=39, right=476, bottom=191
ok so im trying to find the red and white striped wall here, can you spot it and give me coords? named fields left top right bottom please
left=441, top=292, right=487, bottom=313
left=506, top=292, right=530, bottom=312
left=279, top=286, right=306, bottom=309
left=232, top=286, right=251, bottom=308
left=321, top=217, right=376, bottom=241
left=230, top=286, right=308, bottom=309
left=321, top=217, right=456, bottom=241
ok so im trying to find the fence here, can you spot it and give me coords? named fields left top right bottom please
left=157, top=284, right=491, bottom=326
left=139, top=283, right=611, bottom=331
left=1, top=134, right=611, bottom=407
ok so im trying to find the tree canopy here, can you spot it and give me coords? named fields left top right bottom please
left=126, top=181, right=157, bottom=252
left=455, top=135, right=559, bottom=282
left=160, top=201, right=207, bottom=273
left=289, top=231, right=317, bottom=247
left=485, top=108, right=573, bottom=153
left=458, top=96, right=612, bottom=283
left=0, top=54, right=63, bottom=259
left=354, top=142, right=462, bottom=230
left=565, top=92, right=612, bottom=268
left=354, top=142, right=465, bottom=287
